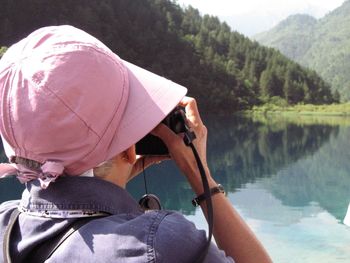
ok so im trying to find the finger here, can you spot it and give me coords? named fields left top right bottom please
left=136, top=155, right=171, bottom=168
left=130, top=155, right=171, bottom=179
left=151, top=123, right=179, bottom=145
left=178, top=97, right=203, bottom=126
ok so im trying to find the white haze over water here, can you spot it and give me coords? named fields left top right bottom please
left=176, top=0, right=345, bottom=36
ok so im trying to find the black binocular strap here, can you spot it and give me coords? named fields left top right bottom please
left=3, top=209, right=20, bottom=263
left=3, top=209, right=99, bottom=263
left=189, top=143, right=214, bottom=263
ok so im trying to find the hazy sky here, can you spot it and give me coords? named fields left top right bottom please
left=176, top=0, right=345, bottom=36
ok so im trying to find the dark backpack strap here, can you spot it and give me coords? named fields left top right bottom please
left=27, top=216, right=100, bottom=262
left=3, top=210, right=104, bottom=263
left=3, top=209, right=21, bottom=263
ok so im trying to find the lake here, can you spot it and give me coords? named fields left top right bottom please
left=1, top=114, right=350, bottom=262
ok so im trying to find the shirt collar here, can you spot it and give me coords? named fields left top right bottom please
left=19, top=176, right=143, bottom=217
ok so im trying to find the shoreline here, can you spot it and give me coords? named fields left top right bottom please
left=242, top=103, right=350, bottom=117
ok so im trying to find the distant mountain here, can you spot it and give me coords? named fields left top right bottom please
left=254, top=0, right=350, bottom=101
left=254, top=14, right=317, bottom=61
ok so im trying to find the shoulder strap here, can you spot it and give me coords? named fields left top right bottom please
left=27, top=216, right=99, bottom=262
left=3, top=209, right=21, bottom=263
left=3, top=210, right=103, bottom=263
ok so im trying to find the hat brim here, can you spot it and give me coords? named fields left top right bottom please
left=106, top=60, right=187, bottom=158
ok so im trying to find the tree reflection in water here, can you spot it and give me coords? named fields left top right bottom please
left=1, top=115, right=349, bottom=222
left=128, top=115, right=348, bottom=222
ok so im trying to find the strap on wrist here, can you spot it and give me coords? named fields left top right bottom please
left=192, top=184, right=225, bottom=207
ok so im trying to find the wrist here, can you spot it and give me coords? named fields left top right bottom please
left=192, top=184, right=225, bottom=207
left=187, top=171, right=217, bottom=196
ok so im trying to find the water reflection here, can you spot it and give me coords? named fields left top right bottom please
left=228, top=185, right=350, bottom=263
left=205, top=115, right=339, bottom=190
left=2, top=115, right=349, bottom=262
left=345, top=204, right=350, bottom=226
left=129, top=115, right=349, bottom=221
left=0, top=115, right=349, bottom=222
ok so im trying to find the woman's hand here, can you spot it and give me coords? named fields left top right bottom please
left=152, top=97, right=215, bottom=194
left=152, top=97, right=273, bottom=262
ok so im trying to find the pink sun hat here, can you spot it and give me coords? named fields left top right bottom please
left=0, top=25, right=187, bottom=187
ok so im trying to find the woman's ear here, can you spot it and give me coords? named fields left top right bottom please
left=123, top=145, right=136, bottom=165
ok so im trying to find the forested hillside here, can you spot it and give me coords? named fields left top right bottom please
left=254, top=14, right=317, bottom=61
left=0, top=0, right=336, bottom=112
left=255, top=0, right=350, bottom=101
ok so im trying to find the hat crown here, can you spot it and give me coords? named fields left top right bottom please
left=0, top=26, right=129, bottom=173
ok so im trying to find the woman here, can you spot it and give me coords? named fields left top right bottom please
left=0, top=25, right=272, bottom=262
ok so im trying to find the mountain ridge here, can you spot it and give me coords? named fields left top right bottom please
left=254, top=0, right=350, bottom=101
left=254, top=14, right=316, bottom=61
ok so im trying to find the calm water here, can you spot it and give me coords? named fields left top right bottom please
left=1, top=115, right=350, bottom=262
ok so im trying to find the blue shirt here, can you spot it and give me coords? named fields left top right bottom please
left=0, top=176, right=234, bottom=262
